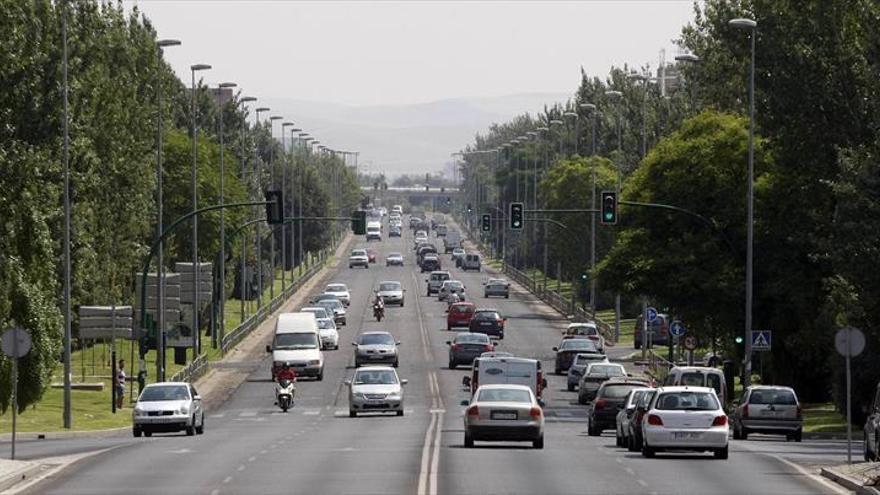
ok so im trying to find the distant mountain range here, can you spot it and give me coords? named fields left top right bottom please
left=261, top=92, right=571, bottom=177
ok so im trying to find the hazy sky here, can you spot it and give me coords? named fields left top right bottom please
left=125, top=0, right=696, bottom=106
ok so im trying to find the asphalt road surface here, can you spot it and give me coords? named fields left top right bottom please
left=16, top=222, right=848, bottom=495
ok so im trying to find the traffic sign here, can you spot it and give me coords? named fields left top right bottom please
left=1, top=328, right=31, bottom=358
left=751, top=330, right=771, bottom=351
left=835, top=327, right=865, bottom=357
left=683, top=335, right=697, bottom=351
left=646, top=307, right=658, bottom=324
left=669, top=320, right=685, bottom=337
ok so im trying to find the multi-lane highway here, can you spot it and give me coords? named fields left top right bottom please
left=19, top=219, right=848, bottom=495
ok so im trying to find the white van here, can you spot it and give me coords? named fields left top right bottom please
left=663, top=366, right=727, bottom=405
left=443, top=230, right=461, bottom=253
left=366, top=221, right=382, bottom=241
left=465, top=356, right=547, bottom=402
left=266, top=312, right=324, bottom=380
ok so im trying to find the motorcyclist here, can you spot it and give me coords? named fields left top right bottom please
left=373, top=292, right=385, bottom=318
left=447, top=290, right=461, bottom=307
left=276, top=363, right=297, bottom=383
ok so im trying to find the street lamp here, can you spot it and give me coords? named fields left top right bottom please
left=674, top=53, right=700, bottom=63
left=579, top=102, right=599, bottom=313
left=729, top=16, right=758, bottom=388
left=237, top=96, right=256, bottom=324
left=563, top=112, right=579, bottom=155
left=152, top=38, right=181, bottom=384
left=251, top=107, right=270, bottom=308
left=604, top=89, right=623, bottom=338
left=281, top=121, right=295, bottom=290
left=627, top=72, right=650, bottom=158
left=268, top=115, right=283, bottom=301
left=190, top=63, right=211, bottom=356
left=288, top=127, right=301, bottom=268
left=215, top=81, right=236, bottom=349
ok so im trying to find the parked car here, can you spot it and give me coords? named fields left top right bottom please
left=438, top=280, right=466, bottom=301
left=462, top=254, right=482, bottom=271
left=348, top=249, right=369, bottom=269
left=553, top=338, right=599, bottom=375
left=386, top=252, right=404, bottom=266
left=566, top=352, right=609, bottom=391
left=468, top=308, right=506, bottom=339
left=352, top=332, right=400, bottom=368
left=617, top=389, right=651, bottom=448
left=577, top=362, right=627, bottom=404
left=588, top=378, right=649, bottom=436
left=640, top=386, right=729, bottom=460
left=133, top=382, right=205, bottom=437
left=322, top=283, right=351, bottom=306
left=447, top=302, right=477, bottom=331
left=377, top=280, right=405, bottom=306
left=447, top=332, right=495, bottom=369
left=483, top=278, right=510, bottom=298
left=346, top=366, right=407, bottom=417
left=563, top=322, right=605, bottom=353
left=463, top=384, right=544, bottom=449
left=732, top=386, right=802, bottom=441
left=633, top=313, right=670, bottom=349
left=864, top=381, right=880, bottom=461
left=663, top=366, right=728, bottom=406
left=426, top=271, right=451, bottom=295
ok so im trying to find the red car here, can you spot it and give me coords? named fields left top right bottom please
left=367, top=249, right=378, bottom=263
left=447, top=302, right=476, bottom=331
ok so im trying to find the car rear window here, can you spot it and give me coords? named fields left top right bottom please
left=477, top=388, right=531, bottom=403
left=749, top=389, right=797, bottom=405
left=379, top=282, right=401, bottom=291
left=588, top=364, right=625, bottom=376
left=575, top=354, right=606, bottom=365
left=600, top=384, right=647, bottom=399
left=431, top=273, right=449, bottom=281
left=560, top=340, right=597, bottom=351
left=655, top=391, right=719, bottom=411
left=359, top=333, right=395, bottom=345
left=451, top=304, right=475, bottom=313
left=456, top=333, right=490, bottom=344
left=680, top=372, right=705, bottom=387
left=473, top=311, right=500, bottom=320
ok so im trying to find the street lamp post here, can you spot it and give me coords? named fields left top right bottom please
left=289, top=127, right=301, bottom=268
left=605, top=89, right=623, bottom=337
left=627, top=73, right=649, bottom=158
left=153, top=38, right=180, bottom=384
left=579, top=102, right=598, bottom=312
left=730, top=17, right=758, bottom=388
left=254, top=107, right=270, bottom=308
left=237, top=96, right=257, bottom=327
left=268, top=115, right=283, bottom=300
left=61, top=1, right=72, bottom=427
left=563, top=112, right=579, bottom=155
left=190, top=63, right=211, bottom=356
left=216, top=81, right=236, bottom=350
left=674, top=53, right=701, bottom=110
left=298, top=132, right=309, bottom=261
left=549, top=119, right=564, bottom=157
left=281, top=121, right=295, bottom=290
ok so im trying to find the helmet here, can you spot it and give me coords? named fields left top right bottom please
left=282, top=362, right=292, bottom=369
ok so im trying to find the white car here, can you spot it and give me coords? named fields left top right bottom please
left=641, top=386, right=729, bottom=459
left=323, top=283, right=351, bottom=306
left=377, top=280, right=405, bottom=306
left=349, top=249, right=369, bottom=269
left=464, top=384, right=544, bottom=449
left=563, top=322, right=605, bottom=353
left=386, top=252, right=404, bottom=266
left=300, top=307, right=331, bottom=321
left=316, top=317, right=339, bottom=350
left=346, top=366, right=407, bottom=417
left=133, top=382, right=205, bottom=437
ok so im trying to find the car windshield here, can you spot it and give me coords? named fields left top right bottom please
left=274, top=332, right=318, bottom=349
left=568, top=325, right=598, bottom=335
left=359, top=333, right=395, bottom=345
left=444, top=281, right=463, bottom=289
left=561, top=340, right=596, bottom=351
left=749, top=389, right=797, bottom=405
left=588, top=364, right=625, bottom=376
left=388, top=252, right=402, bottom=258
left=353, top=370, right=398, bottom=385
left=318, top=300, right=342, bottom=310
left=326, top=284, right=346, bottom=292
left=351, top=250, right=366, bottom=256
left=477, top=388, right=532, bottom=403
left=656, top=391, right=719, bottom=411
left=456, top=333, right=490, bottom=344
left=431, top=273, right=449, bottom=281
left=601, top=384, right=646, bottom=399
left=680, top=372, right=706, bottom=387
left=316, top=319, right=335, bottom=330
left=140, top=385, right=189, bottom=402
left=379, top=282, right=401, bottom=291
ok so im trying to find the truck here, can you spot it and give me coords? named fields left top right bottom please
left=443, top=230, right=461, bottom=253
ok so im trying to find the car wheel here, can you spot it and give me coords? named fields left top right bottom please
left=588, top=423, right=601, bottom=437
left=349, top=410, right=357, bottom=418
left=741, top=427, right=749, bottom=440
left=133, top=427, right=142, bottom=438
left=866, top=436, right=874, bottom=462
left=196, top=414, right=205, bottom=434
left=533, top=436, right=544, bottom=449
left=616, top=433, right=624, bottom=447
left=794, top=429, right=802, bottom=443
left=577, top=392, right=588, bottom=405
left=397, top=410, right=404, bottom=417
left=317, top=370, right=324, bottom=381
left=505, top=294, right=509, bottom=299
left=484, top=293, right=488, bottom=298
left=555, top=367, right=562, bottom=376
left=567, top=383, right=575, bottom=392
left=186, top=418, right=196, bottom=436
left=144, top=431, right=152, bottom=438
left=628, top=434, right=638, bottom=452
left=714, top=446, right=729, bottom=460
left=393, top=360, right=399, bottom=368
left=642, top=442, right=655, bottom=458
left=733, top=423, right=742, bottom=440
left=464, top=433, right=474, bottom=448
left=448, top=360, right=456, bottom=370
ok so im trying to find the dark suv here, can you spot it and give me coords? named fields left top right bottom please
left=865, top=382, right=880, bottom=461
left=468, top=309, right=505, bottom=339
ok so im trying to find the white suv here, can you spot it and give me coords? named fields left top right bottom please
left=349, top=249, right=369, bottom=269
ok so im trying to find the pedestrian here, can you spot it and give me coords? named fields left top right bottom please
left=116, top=359, right=126, bottom=409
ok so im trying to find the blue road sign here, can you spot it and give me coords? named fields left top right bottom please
left=669, top=320, right=686, bottom=337
left=646, top=307, right=658, bottom=323
left=751, top=330, right=771, bottom=351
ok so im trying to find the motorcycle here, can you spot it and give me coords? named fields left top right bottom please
left=275, top=379, right=296, bottom=412
left=373, top=302, right=384, bottom=322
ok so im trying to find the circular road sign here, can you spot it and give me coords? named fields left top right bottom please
left=834, top=327, right=865, bottom=357
left=683, top=335, right=697, bottom=351
left=669, top=320, right=686, bottom=337
left=646, top=307, right=659, bottom=323
left=1, top=328, right=32, bottom=358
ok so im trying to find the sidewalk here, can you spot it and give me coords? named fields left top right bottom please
left=821, top=462, right=880, bottom=495
left=0, top=459, right=45, bottom=493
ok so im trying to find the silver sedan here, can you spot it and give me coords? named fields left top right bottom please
left=346, top=366, right=407, bottom=417
left=464, top=384, right=545, bottom=449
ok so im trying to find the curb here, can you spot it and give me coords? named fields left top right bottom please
left=0, top=461, right=49, bottom=493
left=0, top=426, right=129, bottom=442
left=804, top=432, right=865, bottom=441
left=821, top=467, right=880, bottom=495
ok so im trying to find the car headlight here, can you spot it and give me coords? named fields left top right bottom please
left=308, top=359, right=320, bottom=366
left=134, top=407, right=146, bottom=417
left=387, top=393, right=402, bottom=400
left=177, top=405, right=190, bottom=415
left=352, top=392, right=366, bottom=399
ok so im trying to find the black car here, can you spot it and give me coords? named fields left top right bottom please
left=468, top=309, right=505, bottom=339
left=587, top=379, right=650, bottom=436
left=447, top=332, right=494, bottom=369
left=420, top=255, right=441, bottom=272
left=553, top=338, right=599, bottom=374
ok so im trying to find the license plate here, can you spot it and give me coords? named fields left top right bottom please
left=673, top=432, right=702, bottom=439
left=491, top=411, right=517, bottom=420
left=370, top=355, right=385, bottom=359
left=480, top=322, right=492, bottom=326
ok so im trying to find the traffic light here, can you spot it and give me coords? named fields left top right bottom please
left=467, top=203, right=473, bottom=213
left=509, top=202, right=524, bottom=230
left=265, top=189, right=283, bottom=225
left=600, top=191, right=618, bottom=225
left=481, top=214, right=491, bottom=232
left=351, top=210, right=367, bottom=235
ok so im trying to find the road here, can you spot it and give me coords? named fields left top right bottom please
left=14, top=220, right=847, bottom=494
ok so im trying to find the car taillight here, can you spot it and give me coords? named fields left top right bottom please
left=529, top=407, right=543, bottom=418
left=452, top=344, right=461, bottom=351
left=796, top=404, right=802, bottom=419
left=712, top=415, right=728, bottom=427
left=647, top=414, right=663, bottom=426
left=594, top=399, right=607, bottom=410
left=742, top=404, right=749, bottom=418
left=467, top=406, right=479, bottom=417
left=483, top=344, right=493, bottom=352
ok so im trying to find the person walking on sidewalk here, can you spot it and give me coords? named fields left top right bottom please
left=116, top=359, right=127, bottom=409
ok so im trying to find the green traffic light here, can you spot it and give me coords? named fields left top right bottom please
left=604, top=213, right=613, bottom=220
left=735, top=336, right=744, bottom=344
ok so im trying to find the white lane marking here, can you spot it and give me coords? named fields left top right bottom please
left=248, top=456, right=256, bottom=462
left=238, top=411, right=257, bottom=417
left=210, top=489, right=220, bottom=495
left=302, top=409, right=321, bottom=416
left=636, top=479, right=648, bottom=487
left=429, top=406, right=443, bottom=495
left=625, top=467, right=635, bottom=476
left=222, top=476, right=233, bottom=484
left=209, top=413, right=225, bottom=419
left=259, top=450, right=267, bottom=455
left=417, top=409, right=439, bottom=495
left=410, top=271, right=432, bottom=362
left=763, top=453, right=851, bottom=495
left=428, top=409, right=446, bottom=414
left=236, top=465, right=245, bottom=472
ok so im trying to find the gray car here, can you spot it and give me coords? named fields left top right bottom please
left=426, top=271, right=451, bottom=295
left=447, top=332, right=495, bottom=369
left=352, top=332, right=400, bottom=367
left=566, top=352, right=610, bottom=391
left=577, top=362, right=627, bottom=404
left=317, top=298, right=346, bottom=326
left=377, top=280, right=405, bottom=306
left=347, top=366, right=407, bottom=417
left=483, top=278, right=510, bottom=298
left=733, top=385, right=802, bottom=441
